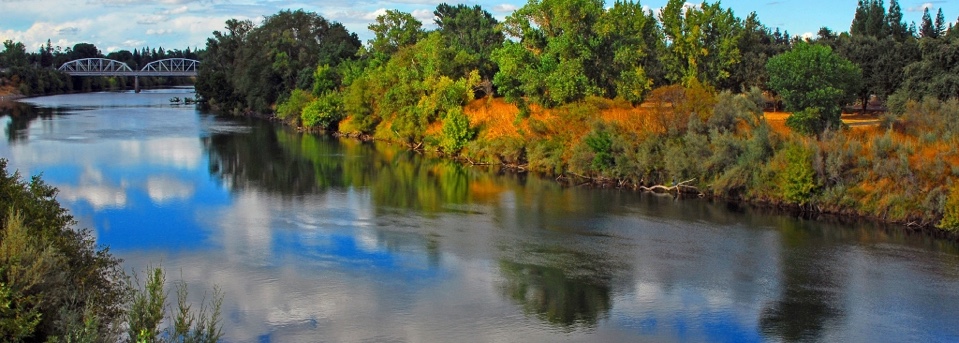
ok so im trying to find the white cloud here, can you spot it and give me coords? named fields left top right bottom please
left=492, top=4, right=517, bottom=13
left=58, top=184, right=128, bottom=209
left=159, top=5, right=190, bottom=15
left=906, top=2, right=934, bottom=13
left=801, top=32, right=814, bottom=40
left=146, top=176, right=195, bottom=204
left=363, top=8, right=388, bottom=21
left=88, top=0, right=203, bottom=6
left=411, top=9, right=435, bottom=23
left=137, top=14, right=169, bottom=25
left=146, top=29, right=173, bottom=35
left=0, top=20, right=94, bottom=49
left=144, top=138, right=202, bottom=169
left=57, top=27, right=79, bottom=35
left=121, top=39, right=146, bottom=47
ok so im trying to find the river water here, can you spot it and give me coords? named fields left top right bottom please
left=1, top=89, right=958, bottom=342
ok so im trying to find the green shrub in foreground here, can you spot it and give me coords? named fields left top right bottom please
left=0, top=159, right=224, bottom=342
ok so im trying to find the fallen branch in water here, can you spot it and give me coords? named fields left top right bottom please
left=464, top=157, right=492, bottom=166
left=638, top=178, right=703, bottom=196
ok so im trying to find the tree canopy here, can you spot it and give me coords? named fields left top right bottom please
left=196, top=10, right=361, bottom=114
left=659, top=0, right=744, bottom=88
left=766, top=42, right=862, bottom=134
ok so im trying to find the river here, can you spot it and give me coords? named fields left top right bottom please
left=1, top=89, right=958, bottom=342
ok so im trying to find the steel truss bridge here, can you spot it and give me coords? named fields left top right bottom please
left=57, top=58, right=200, bottom=92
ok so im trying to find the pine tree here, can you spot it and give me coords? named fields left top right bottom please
left=852, top=0, right=868, bottom=35
left=851, top=0, right=887, bottom=37
left=920, top=7, right=936, bottom=38
left=934, top=8, right=946, bottom=37
left=887, top=0, right=908, bottom=40
left=867, top=0, right=886, bottom=36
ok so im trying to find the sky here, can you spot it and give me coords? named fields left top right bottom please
left=1, top=0, right=957, bottom=54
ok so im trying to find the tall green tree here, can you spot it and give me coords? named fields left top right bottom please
left=368, top=10, right=425, bottom=57
left=851, top=0, right=887, bottom=37
left=724, top=12, right=787, bottom=91
left=196, top=19, right=254, bottom=112
left=1, top=40, right=28, bottom=67
left=935, top=8, right=947, bottom=38
left=898, top=37, right=959, bottom=100
left=196, top=11, right=360, bottom=114
left=948, top=16, right=959, bottom=40
left=69, top=43, right=101, bottom=60
left=832, top=35, right=907, bottom=111
left=434, top=3, right=505, bottom=87
left=920, top=7, right=937, bottom=38
left=658, top=0, right=744, bottom=88
left=766, top=42, right=861, bottom=134
left=886, top=0, right=909, bottom=41
left=494, top=0, right=606, bottom=107
left=592, top=0, right=661, bottom=103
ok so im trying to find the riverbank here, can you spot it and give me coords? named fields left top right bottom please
left=0, top=84, right=23, bottom=102
left=247, top=92, right=959, bottom=241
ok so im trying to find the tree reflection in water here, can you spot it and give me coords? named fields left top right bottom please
left=0, top=101, right=56, bottom=143
left=205, top=121, right=472, bottom=212
left=759, top=217, right=844, bottom=342
left=498, top=245, right=615, bottom=328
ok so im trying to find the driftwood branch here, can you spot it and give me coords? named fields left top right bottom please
left=638, top=178, right=703, bottom=196
left=464, top=157, right=492, bottom=166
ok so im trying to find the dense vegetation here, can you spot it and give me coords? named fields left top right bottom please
left=0, top=40, right=200, bottom=96
left=193, top=0, right=959, bottom=233
left=0, top=159, right=223, bottom=342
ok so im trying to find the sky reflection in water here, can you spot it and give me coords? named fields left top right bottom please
left=1, top=90, right=958, bottom=342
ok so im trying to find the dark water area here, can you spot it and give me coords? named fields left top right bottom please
left=2, top=90, right=958, bottom=342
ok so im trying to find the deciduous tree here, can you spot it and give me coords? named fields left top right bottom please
left=368, top=10, right=424, bottom=57
left=766, top=42, right=861, bottom=134
left=434, top=3, right=504, bottom=86
left=658, top=0, right=744, bottom=88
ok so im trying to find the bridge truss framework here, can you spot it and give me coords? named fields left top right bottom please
left=58, top=58, right=200, bottom=92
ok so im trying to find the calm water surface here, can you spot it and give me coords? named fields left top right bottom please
left=2, top=90, right=958, bottom=342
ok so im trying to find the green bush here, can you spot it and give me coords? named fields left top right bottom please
left=440, top=107, right=475, bottom=153
left=312, top=64, right=338, bottom=95
left=0, top=211, right=57, bottom=342
left=779, top=143, right=818, bottom=206
left=938, top=183, right=959, bottom=232
left=301, top=92, right=345, bottom=129
left=527, top=138, right=566, bottom=176
left=275, top=89, right=315, bottom=123
left=786, top=108, right=829, bottom=136
left=584, top=129, right=614, bottom=172
left=0, top=160, right=127, bottom=341
left=0, top=160, right=224, bottom=342
left=127, top=267, right=224, bottom=343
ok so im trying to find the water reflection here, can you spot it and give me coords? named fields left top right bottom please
left=2, top=91, right=959, bottom=342
left=759, top=218, right=844, bottom=342
left=499, top=251, right=612, bottom=327
left=206, top=125, right=473, bottom=213
left=0, top=100, right=57, bottom=143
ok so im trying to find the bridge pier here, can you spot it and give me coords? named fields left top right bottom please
left=134, top=76, right=140, bottom=93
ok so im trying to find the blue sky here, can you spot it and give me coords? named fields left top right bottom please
left=1, top=0, right=956, bottom=53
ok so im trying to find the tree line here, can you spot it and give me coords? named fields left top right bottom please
left=0, top=40, right=202, bottom=95
left=193, top=0, right=959, bottom=233
left=198, top=0, right=958, bottom=132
